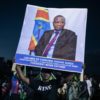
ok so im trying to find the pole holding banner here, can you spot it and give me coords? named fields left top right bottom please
left=80, top=64, right=85, bottom=81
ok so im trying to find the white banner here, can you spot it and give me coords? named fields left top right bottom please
left=15, top=4, right=87, bottom=73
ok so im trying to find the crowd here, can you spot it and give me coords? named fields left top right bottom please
left=0, top=57, right=100, bottom=100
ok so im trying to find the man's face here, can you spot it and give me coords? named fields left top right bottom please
left=53, top=17, right=65, bottom=30
left=41, top=72, right=51, bottom=82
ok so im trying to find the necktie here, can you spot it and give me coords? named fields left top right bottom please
left=42, top=31, right=59, bottom=56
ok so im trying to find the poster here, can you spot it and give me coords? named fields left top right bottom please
left=15, top=4, right=87, bottom=73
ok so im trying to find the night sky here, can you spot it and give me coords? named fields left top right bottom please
left=0, top=0, right=100, bottom=75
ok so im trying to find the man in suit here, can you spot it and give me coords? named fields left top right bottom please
left=34, top=15, right=77, bottom=60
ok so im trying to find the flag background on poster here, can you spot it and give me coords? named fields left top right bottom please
left=28, top=8, right=50, bottom=52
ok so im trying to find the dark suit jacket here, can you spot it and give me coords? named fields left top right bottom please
left=34, top=29, right=77, bottom=60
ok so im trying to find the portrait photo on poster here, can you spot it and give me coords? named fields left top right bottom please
left=15, top=4, right=87, bottom=73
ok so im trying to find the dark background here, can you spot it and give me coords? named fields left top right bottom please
left=0, top=0, right=100, bottom=76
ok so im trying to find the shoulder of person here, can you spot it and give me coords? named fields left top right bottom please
left=63, top=29, right=77, bottom=37
left=64, top=29, right=76, bottom=34
left=29, top=76, right=41, bottom=83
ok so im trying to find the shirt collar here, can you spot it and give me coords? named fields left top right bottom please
left=54, top=30, right=62, bottom=33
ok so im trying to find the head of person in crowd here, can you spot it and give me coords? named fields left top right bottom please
left=40, top=68, right=53, bottom=82
left=72, top=74, right=79, bottom=82
left=53, top=15, right=65, bottom=31
left=84, top=74, right=89, bottom=80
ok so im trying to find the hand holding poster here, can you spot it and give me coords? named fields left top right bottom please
left=15, top=4, right=87, bottom=73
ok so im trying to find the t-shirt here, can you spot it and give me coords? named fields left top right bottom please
left=78, top=81, right=89, bottom=98
left=86, top=80, right=92, bottom=96
left=29, top=78, right=59, bottom=100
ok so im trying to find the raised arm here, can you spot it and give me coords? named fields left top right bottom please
left=16, top=65, right=30, bottom=85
